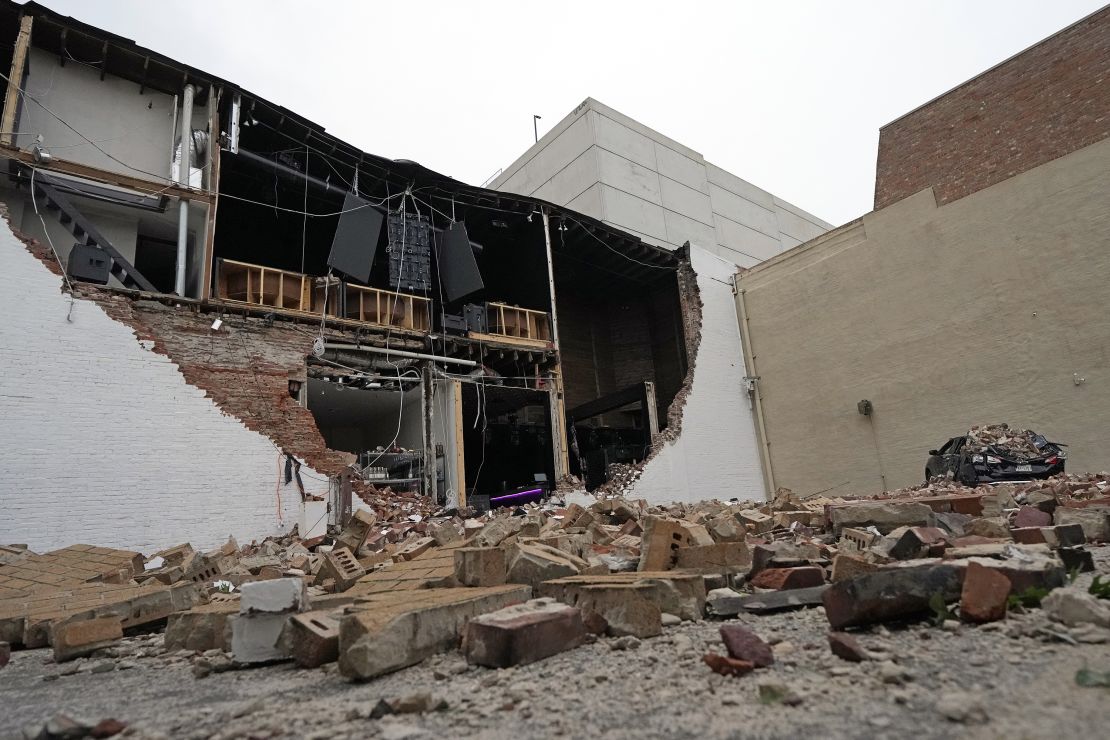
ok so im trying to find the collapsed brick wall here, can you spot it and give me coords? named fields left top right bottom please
left=874, top=6, right=1110, bottom=210
left=88, top=294, right=356, bottom=478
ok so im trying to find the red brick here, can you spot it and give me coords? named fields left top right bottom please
left=464, top=600, right=586, bottom=668
left=828, top=631, right=869, bottom=662
left=52, top=617, right=123, bottom=662
left=1014, top=507, right=1052, bottom=529
left=703, top=653, right=755, bottom=677
left=750, top=566, right=825, bottom=591
left=959, top=561, right=1011, bottom=623
left=719, top=624, right=773, bottom=667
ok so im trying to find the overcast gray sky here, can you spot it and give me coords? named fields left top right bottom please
left=34, top=0, right=1107, bottom=226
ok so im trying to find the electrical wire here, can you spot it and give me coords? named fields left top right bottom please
left=29, top=167, right=76, bottom=322
left=217, top=189, right=402, bottom=218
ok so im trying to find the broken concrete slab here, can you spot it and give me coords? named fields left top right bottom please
left=823, top=562, right=963, bottom=629
left=240, top=578, right=309, bottom=614
left=464, top=598, right=586, bottom=668
left=338, top=585, right=531, bottom=681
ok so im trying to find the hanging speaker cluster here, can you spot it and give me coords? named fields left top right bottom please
left=435, top=221, right=484, bottom=303
left=326, top=193, right=383, bottom=283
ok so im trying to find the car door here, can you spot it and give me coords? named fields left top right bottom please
left=942, top=437, right=965, bottom=478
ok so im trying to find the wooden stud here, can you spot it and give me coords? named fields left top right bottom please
left=453, top=379, right=466, bottom=508
left=1, top=14, right=33, bottom=147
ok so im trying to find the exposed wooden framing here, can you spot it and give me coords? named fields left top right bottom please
left=421, top=363, right=436, bottom=501
left=200, top=86, right=221, bottom=300
left=467, top=331, right=552, bottom=350
left=453, top=379, right=466, bottom=508
left=0, top=145, right=213, bottom=203
left=549, top=366, right=570, bottom=480
left=1, top=14, right=33, bottom=147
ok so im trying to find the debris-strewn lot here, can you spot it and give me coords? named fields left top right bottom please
left=3, top=473, right=1110, bottom=739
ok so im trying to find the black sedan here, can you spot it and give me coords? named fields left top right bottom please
left=925, top=432, right=1066, bottom=485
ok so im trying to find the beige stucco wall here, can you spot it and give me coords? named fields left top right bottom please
left=737, top=137, right=1110, bottom=498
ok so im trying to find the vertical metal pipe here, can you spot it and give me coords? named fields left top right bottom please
left=733, top=276, right=777, bottom=498
left=541, top=209, right=560, bottom=349
left=174, top=83, right=195, bottom=296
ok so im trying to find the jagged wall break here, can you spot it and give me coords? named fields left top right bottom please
left=0, top=209, right=327, bottom=553
left=599, top=246, right=766, bottom=504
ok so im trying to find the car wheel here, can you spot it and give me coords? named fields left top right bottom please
left=925, top=467, right=934, bottom=483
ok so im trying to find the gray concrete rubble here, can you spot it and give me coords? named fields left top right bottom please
left=3, top=472, right=1110, bottom=738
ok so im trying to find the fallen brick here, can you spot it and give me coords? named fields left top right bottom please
left=830, top=552, right=879, bottom=583
left=1042, top=524, right=1086, bottom=549
left=637, top=516, right=689, bottom=571
left=568, top=583, right=661, bottom=638
left=52, top=617, right=123, bottom=662
left=453, top=547, right=507, bottom=587
left=719, top=624, right=773, bottom=667
left=675, top=542, right=751, bottom=574
left=827, top=631, right=870, bottom=662
left=164, top=600, right=239, bottom=652
left=537, top=572, right=705, bottom=622
left=314, top=548, right=366, bottom=592
left=750, top=566, right=825, bottom=591
left=1054, top=507, right=1110, bottom=541
left=823, top=562, right=963, bottom=629
left=336, top=509, right=377, bottom=553
left=828, top=502, right=935, bottom=535
left=1013, top=506, right=1052, bottom=529
left=506, top=543, right=589, bottom=590
left=285, top=610, right=341, bottom=668
left=736, top=510, right=774, bottom=534
left=886, top=527, right=948, bottom=560
left=959, top=561, right=1011, bottom=623
left=703, top=653, right=755, bottom=677
left=464, top=598, right=586, bottom=668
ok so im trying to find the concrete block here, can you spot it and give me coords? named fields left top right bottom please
left=240, top=578, right=309, bottom=614
left=52, top=617, right=123, bottom=662
left=464, top=598, right=586, bottom=668
left=231, top=612, right=289, bottom=664
left=736, top=510, right=774, bottom=534
left=454, top=547, right=507, bottom=587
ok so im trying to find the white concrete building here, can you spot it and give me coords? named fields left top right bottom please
left=490, top=98, right=832, bottom=268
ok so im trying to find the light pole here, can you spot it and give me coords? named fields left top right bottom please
left=533, top=114, right=542, bottom=143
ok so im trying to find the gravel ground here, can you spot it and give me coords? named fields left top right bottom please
left=4, top=549, right=1110, bottom=740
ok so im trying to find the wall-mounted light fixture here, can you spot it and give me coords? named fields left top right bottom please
left=857, top=399, right=873, bottom=416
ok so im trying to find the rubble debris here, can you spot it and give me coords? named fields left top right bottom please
left=285, top=611, right=342, bottom=668
left=454, top=547, right=508, bottom=587
left=464, top=598, right=586, bottom=667
left=734, top=586, right=829, bottom=614
left=1054, top=506, right=1110, bottom=542
left=0, top=639, right=8, bottom=669
left=706, top=587, right=745, bottom=617
left=966, top=423, right=1048, bottom=462
left=828, top=502, right=936, bottom=535
left=750, top=566, right=825, bottom=591
left=1041, top=587, right=1110, bottom=628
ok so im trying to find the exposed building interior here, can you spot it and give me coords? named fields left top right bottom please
left=0, top=1, right=690, bottom=508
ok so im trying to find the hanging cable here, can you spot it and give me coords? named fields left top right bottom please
left=29, top=167, right=76, bottom=321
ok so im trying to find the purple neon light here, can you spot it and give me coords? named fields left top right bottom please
left=489, top=488, right=543, bottom=503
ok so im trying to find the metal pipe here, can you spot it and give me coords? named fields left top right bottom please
left=733, top=276, right=776, bottom=498
left=541, top=209, right=560, bottom=349
left=174, top=83, right=194, bottom=296
left=324, top=343, right=477, bottom=367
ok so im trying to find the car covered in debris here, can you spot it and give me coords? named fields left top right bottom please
left=925, top=424, right=1066, bottom=485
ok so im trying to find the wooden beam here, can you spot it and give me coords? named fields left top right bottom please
left=421, top=363, right=436, bottom=501
left=1, top=14, right=33, bottom=147
left=453, top=379, right=466, bottom=508
left=0, top=145, right=214, bottom=203
left=200, top=86, right=221, bottom=301
left=549, top=367, right=570, bottom=481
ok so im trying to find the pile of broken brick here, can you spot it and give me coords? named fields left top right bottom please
left=2, top=472, right=1109, bottom=709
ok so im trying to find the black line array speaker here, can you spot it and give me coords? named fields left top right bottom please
left=435, top=221, right=484, bottom=303
left=326, top=193, right=383, bottom=283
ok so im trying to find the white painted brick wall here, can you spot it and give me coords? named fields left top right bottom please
left=630, top=245, right=766, bottom=505
left=0, top=219, right=325, bottom=554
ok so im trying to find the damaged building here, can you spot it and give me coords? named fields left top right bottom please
left=0, top=1, right=767, bottom=554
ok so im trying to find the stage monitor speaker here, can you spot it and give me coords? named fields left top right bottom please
left=435, top=221, right=484, bottom=303
left=326, top=193, right=383, bottom=283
